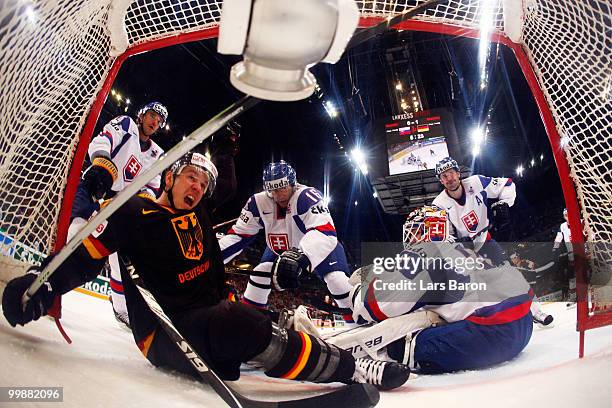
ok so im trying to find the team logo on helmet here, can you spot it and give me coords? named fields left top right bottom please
left=138, top=101, right=168, bottom=128
left=403, top=205, right=450, bottom=247
left=170, top=152, right=218, bottom=198
left=435, top=157, right=459, bottom=179
left=262, top=160, right=296, bottom=194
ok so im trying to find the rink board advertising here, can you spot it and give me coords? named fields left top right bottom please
left=384, top=108, right=452, bottom=176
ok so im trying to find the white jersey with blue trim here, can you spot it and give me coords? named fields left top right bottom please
left=219, top=184, right=338, bottom=269
left=351, top=242, right=532, bottom=325
left=554, top=221, right=574, bottom=260
left=87, top=115, right=164, bottom=197
left=432, top=175, right=516, bottom=244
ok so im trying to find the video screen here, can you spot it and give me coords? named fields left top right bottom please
left=385, top=112, right=451, bottom=175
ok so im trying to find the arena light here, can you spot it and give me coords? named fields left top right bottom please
left=323, top=195, right=331, bottom=206
left=516, top=165, right=524, bottom=176
left=530, top=158, right=535, bottom=167
left=560, top=135, right=571, bottom=148
left=472, top=145, right=480, bottom=157
left=125, top=98, right=131, bottom=105
left=350, top=147, right=368, bottom=175
left=395, top=82, right=403, bottom=91
left=324, top=100, right=338, bottom=118
left=471, top=127, right=484, bottom=144
left=354, top=200, right=358, bottom=206
left=540, top=153, right=544, bottom=161
left=478, top=0, right=494, bottom=86
left=372, top=191, right=378, bottom=198
left=25, top=6, right=37, bottom=24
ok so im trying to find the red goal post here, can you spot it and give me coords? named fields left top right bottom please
left=0, top=1, right=609, bottom=356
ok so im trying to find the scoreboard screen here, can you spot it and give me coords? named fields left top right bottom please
left=384, top=109, right=452, bottom=175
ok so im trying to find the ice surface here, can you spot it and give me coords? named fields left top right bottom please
left=1, top=292, right=610, bottom=407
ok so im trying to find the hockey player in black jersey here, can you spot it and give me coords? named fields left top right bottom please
left=2, top=151, right=409, bottom=390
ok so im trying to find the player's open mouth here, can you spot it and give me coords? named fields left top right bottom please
left=184, top=194, right=195, bottom=206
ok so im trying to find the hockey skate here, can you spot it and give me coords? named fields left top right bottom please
left=109, top=296, right=131, bottom=329
left=532, top=310, right=554, bottom=326
left=351, top=358, right=410, bottom=390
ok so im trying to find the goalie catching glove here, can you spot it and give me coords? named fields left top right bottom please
left=2, top=262, right=56, bottom=327
left=82, top=156, right=118, bottom=200
left=271, top=247, right=311, bottom=291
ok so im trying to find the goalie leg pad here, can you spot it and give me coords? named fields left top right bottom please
left=278, top=305, right=320, bottom=337
left=324, top=310, right=443, bottom=360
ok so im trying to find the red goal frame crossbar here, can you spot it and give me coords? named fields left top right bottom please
left=55, top=19, right=612, bottom=357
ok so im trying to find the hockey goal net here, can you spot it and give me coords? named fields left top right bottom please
left=0, top=1, right=610, bottom=354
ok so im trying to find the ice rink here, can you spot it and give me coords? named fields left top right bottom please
left=1, top=290, right=611, bottom=407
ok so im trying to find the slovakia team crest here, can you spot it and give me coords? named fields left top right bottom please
left=461, top=210, right=480, bottom=233
left=268, top=234, right=289, bottom=253
left=123, top=155, right=142, bottom=182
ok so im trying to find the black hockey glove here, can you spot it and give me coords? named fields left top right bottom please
left=82, top=156, right=118, bottom=200
left=2, top=268, right=55, bottom=327
left=210, top=121, right=240, bottom=157
left=491, top=201, right=511, bottom=226
left=271, top=247, right=311, bottom=291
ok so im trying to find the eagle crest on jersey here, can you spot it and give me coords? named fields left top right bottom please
left=171, top=213, right=204, bottom=260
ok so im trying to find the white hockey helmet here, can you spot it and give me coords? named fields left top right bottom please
left=435, top=156, right=459, bottom=179
left=170, top=152, right=218, bottom=199
left=138, top=101, right=168, bottom=128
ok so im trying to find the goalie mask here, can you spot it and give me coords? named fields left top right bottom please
left=403, top=205, right=451, bottom=247
left=262, top=160, right=296, bottom=197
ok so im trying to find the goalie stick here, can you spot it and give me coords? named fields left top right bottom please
left=123, top=256, right=380, bottom=408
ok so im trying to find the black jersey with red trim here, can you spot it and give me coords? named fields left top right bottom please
left=51, top=194, right=227, bottom=344
left=48, top=153, right=236, bottom=346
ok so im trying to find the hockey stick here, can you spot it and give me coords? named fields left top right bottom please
left=346, top=0, right=448, bottom=49
left=214, top=217, right=239, bottom=231
left=124, top=257, right=380, bottom=408
left=23, top=96, right=259, bottom=304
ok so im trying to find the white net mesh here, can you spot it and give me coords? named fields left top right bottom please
left=0, top=1, right=610, bottom=311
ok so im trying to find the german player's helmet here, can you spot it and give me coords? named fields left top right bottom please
left=262, top=160, right=296, bottom=194
left=403, top=205, right=450, bottom=247
left=435, top=157, right=459, bottom=179
left=138, top=101, right=168, bottom=128
left=170, top=152, right=218, bottom=198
